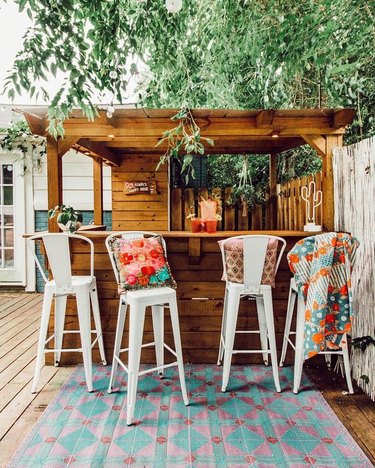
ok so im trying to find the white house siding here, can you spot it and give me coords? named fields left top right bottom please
left=33, top=150, right=112, bottom=211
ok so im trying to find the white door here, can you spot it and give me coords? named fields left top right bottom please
left=0, top=155, right=26, bottom=285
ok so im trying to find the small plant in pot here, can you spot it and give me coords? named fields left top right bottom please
left=48, top=205, right=83, bottom=233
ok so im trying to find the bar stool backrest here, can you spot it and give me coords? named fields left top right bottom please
left=28, top=233, right=94, bottom=290
left=105, top=231, right=166, bottom=286
left=219, top=235, right=286, bottom=294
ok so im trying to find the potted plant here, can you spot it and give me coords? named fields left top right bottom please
left=48, top=204, right=83, bottom=233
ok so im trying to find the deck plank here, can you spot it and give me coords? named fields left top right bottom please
left=0, top=364, right=60, bottom=440
left=0, top=307, right=41, bottom=345
left=0, top=330, right=39, bottom=373
left=0, top=350, right=36, bottom=391
left=0, top=367, right=73, bottom=467
left=0, top=294, right=43, bottom=322
left=306, top=364, right=375, bottom=465
left=0, top=291, right=374, bottom=466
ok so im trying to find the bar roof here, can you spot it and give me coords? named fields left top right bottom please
left=18, top=106, right=355, bottom=163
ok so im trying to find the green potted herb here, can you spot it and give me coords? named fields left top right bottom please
left=48, top=204, right=83, bottom=233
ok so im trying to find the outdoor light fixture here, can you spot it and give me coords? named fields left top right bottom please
left=271, top=131, right=279, bottom=138
left=166, top=0, right=183, bottom=14
left=107, top=134, right=115, bottom=139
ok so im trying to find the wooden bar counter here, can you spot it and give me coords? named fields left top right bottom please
left=45, top=230, right=315, bottom=366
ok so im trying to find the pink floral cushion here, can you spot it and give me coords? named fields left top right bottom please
left=219, top=238, right=279, bottom=287
left=108, top=236, right=177, bottom=293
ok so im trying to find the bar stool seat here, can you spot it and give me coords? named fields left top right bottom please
left=28, top=233, right=107, bottom=394
left=106, top=231, right=189, bottom=426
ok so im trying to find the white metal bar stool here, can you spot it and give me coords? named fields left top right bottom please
left=28, top=233, right=107, bottom=393
left=106, top=231, right=189, bottom=426
left=279, top=277, right=354, bottom=394
left=217, top=235, right=286, bottom=393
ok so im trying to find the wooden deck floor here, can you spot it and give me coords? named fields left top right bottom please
left=0, top=291, right=374, bottom=466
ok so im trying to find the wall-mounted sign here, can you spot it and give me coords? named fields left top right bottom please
left=124, top=180, right=158, bottom=195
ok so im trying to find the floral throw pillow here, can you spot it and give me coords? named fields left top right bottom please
left=108, top=236, right=177, bottom=293
left=219, top=238, right=279, bottom=287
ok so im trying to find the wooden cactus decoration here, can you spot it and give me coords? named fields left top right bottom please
left=301, top=181, right=322, bottom=231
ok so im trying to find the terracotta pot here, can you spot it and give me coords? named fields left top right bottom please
left=205, top=219, right=217, bottom=233
left=191, top=218, right=203, bottom=233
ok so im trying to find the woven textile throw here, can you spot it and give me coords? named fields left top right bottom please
left=288, top=232, right=359, bottom=360
left=219, top=238, right=278, bottom=287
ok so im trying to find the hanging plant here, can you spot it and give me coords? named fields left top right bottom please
left=233, top=155, right=263, bottom=215
left=0, top=121, right=45, bottom=173
left=156, top=107, right=214, bottom=184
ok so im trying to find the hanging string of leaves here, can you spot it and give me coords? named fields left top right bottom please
left=156, top=107, right=214, bottom=183
left=232, top=155, right=265, bottom=215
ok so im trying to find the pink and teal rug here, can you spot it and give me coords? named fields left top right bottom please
left=9, top=365, right=372, bottom=467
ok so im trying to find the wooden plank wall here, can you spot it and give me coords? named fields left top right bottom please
left=171, top=188, right=267, bottom=231
left=48, top=235, right=300, bottom=366
left=112, top=154, right=169, bottom=231
left=277, top=172, right=322, bottom=230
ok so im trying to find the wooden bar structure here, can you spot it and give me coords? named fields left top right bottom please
left=21, top=106, right=355, bottom=365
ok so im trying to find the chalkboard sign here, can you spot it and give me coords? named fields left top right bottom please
left=124, top=180, right=158, bottom=195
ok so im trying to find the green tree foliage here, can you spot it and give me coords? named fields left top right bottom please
left=3, top=0, right=374, bottom=189
left=4, top=0, right=374, bottom=135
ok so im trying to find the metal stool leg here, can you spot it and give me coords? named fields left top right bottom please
left=90, top=284, right=107, bottom=365
left=293, top=298, right=305, bottom=394
left=280, top=282, right=297, bottom=366
left=217, top=287, right=228, bottom=366
left=76, top=289, right=93, bottom=392
left=221, top=286, right=241, bottom=392
left=108, top=298, right=127, bottom=393
left=256, top=296, right=269, bottom=366
left=127, top=303, right=146, bottom=425
left=341, top=335, right=354, bottom=394
left=263, top=290, right=281, bottom=392
left=32, top=288, right=53, bottom=393
left=152, top=305, right=164, bottom=376
left=169, top=295, right=189, bottom=406
left=54, top=294, right=67, bottom=366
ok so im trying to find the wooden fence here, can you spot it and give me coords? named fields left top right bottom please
left=277, top=172, right=322, bottom=231
left=170, top=172, right=322, bottom=231
left=333, top=137, right=375, bottom=400
left=170, top=187, right=267, bottom=231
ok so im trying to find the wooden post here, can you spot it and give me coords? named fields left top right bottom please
left=171, top=188, right=183, bottom=230
left=184, top=188, right=195, bottom=231
left=47, top=137, right=62, bottom=232
left=323, top=135, right=342, bottom=231
left=211, top=187, right=222, bottom=230
left=224, top=187, right=235, bottom=230
left=269, top=153, right=278, bottom=229
left=93, top=157, right=103, bottom=225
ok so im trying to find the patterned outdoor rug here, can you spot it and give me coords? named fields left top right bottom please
left=9, top=365, right=372, bottom=467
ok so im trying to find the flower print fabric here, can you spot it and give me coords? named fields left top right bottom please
left=109, top=236, right=177, bottom=293
left=288, top=232, right=359, bottom=360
